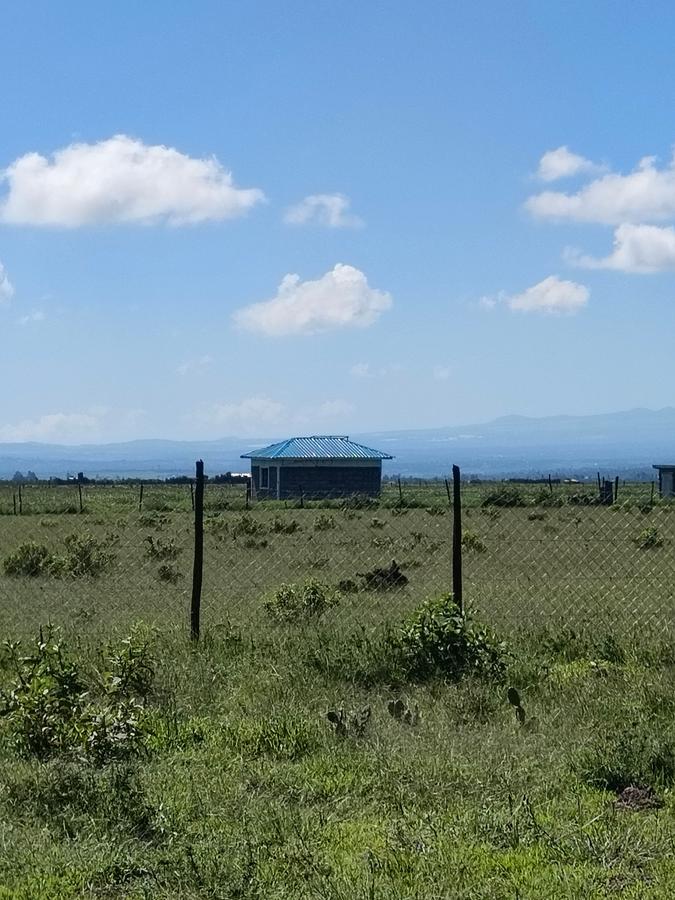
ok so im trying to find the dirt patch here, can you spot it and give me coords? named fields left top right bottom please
left=614, top=785, right=664, bottom=812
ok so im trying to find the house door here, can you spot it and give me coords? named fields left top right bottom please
left=269, top=466, right=278, bottom=498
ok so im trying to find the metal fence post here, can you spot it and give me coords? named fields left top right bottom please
left=452, top=464, right=463, bottom=615
left=191, top=460, right=205, bottom=641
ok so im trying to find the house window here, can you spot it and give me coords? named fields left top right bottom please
left=261, top=467, right=269, bottom=489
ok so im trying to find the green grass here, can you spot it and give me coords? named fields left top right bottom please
left=2, top=622, right=675, bottom=897
left=1, top=480, right=675, bottom=895
left=0, top=481, right=672, bottom=637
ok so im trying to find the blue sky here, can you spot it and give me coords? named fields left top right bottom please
left=3, top=0, right=675, bottom=443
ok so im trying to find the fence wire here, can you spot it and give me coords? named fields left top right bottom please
left=0, top=478, right=673, bottom=637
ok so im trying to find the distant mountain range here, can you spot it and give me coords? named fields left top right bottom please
left=2, top=407, right=674, bottom=480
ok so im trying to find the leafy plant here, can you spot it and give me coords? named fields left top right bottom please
left=633, top=526, right=664, bottom=550
left=3, top=542, right=54, bottom=577
left=231, top=515, right=265, bottom=538
left=144, top=535, right=181, bottom=560
left=157, top=563, right=182, bottom=583
left=270, top=517, right=301, bottom=534
left=264, top=579, right=340, bottom=623
left=314, top=513, right=336, bottom=531
left=0, top=628, right=153, bottom=764
left=397, top=594, right=507, bottom=681
left=462, top=530, right=487, bottom=552
left=481, top=486, right=525, bottom=508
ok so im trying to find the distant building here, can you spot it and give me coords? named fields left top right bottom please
left=241, top=435, right=393, bottom=499
left=653, top=464, right=675, bottom=498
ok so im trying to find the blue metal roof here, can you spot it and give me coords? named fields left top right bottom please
left=241, top=435, right=393, bottom=460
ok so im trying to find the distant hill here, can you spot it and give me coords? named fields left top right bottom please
left=1, top=407, right=674, bottom=480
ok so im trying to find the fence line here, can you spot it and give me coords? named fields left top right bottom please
left=0, top=466, right=672, bottom=638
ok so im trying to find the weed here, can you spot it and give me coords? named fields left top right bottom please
left=231, top=515, right=266, bottom=538
left=3, top=542, right=54, bottom=577
left=264, top=579, right=340, bottom=623
left=144, top=535, right=181, bottom=560
left=157, top=563, right=182, bottom=583
left=633, top=526, right=664, bottom=550
left=462, top=530, right=487, bottom=552
left=270, top=517, right=301, bottom=534
left=481, top=486, right=525, bottom=507
left=314, top=513, right=337, bottom=531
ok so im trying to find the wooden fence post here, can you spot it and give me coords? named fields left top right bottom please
left=78, top=482, right=83, bottom=513
left=444, top=478, right=452, bottom=507
left=12, top=493, right=17, bottom=516
left=190, top=481, right=195, bottom=511
left=18, top=484, right=22, bottom=515
left=452, top=464, right=463, bottom=615
left=138, top=483, right=144, bottom=513
left=397, top=477, right=403, bottom=507
left=190, top=460, right=205, bottom=641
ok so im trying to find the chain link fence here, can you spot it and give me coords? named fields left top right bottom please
left=0, top=474, right=673, bottom=637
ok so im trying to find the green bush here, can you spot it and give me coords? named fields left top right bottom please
left=314, top=513, right=336, bottom=531
left=270, top=517, right=301, bottom=534
left=3, top=542, right=54, bottom=577
left=462, top=530, right=487, bottom=552
left=231, top=515, right=265, bottom=538
left=633, top=526, right=664, bottom=550
left=481, top=486, right=525, bottom=507
left=264, top=579, right=340, bottom=623
left=0, top=628, right=153, bottom=764
left=59, top=532, right=116, bottom=577
left=144, top=535, right=181, bottom=560
left=397, top=594, right=507, bottom=681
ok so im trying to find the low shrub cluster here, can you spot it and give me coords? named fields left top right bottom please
left=3, top=532, right=116, bottom=578
left=264, top=579, right=340, bottom=623
left=0, top=626, right=154, bottom=764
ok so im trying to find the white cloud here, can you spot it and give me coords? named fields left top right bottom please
left=350, top=362, right=372, bottom=378
left=283, top=193, right=363, bottom=228
left=0, top=412, right=100, bottom=442
left=233, top=263, right=392, bottom=336
left=0, top=135, right=265, bottom=226
left=17, top=310, right=45, bottom=325
left=507, top=275, right=589, bottom=315
left=177, top=354, right=214, bottom=376
left=568, top=223, right=675, bottom=273
left=433, top=365, right=452, bottom=381
left=526, top=152, right=675, bottom=224
left=0, top=261, right=14, bottom=304
left=314, top=399, right=355, bottom=418
left=204, top=396, right=285, bottom=430
left=536, top=146, right=604, bottom=182
left=196, top=394, right=355, bottom=436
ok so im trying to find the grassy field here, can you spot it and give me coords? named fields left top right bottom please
left=1, top=482, right=675, bottom=896
left=3, top=620, right=675, bottom=897
left=0, top=480, right=672, bottom=636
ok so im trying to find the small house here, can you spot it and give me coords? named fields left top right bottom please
left=653, top=464, right=675, bottom=498
left=241, top=435, right=393, bottom=500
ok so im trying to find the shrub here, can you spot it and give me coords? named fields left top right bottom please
left=144, top=535, right=181, bottom=560
left=314, top=513, right=336, bottom=531
left=3, top=542, right=54, bottom=577
left=58, top=532, right=116, bottom=577
left=397, top=594, right=507, bottom=681
left=633, top=526, right=664, bottom=550
left=270, top=517, right=301, bottom=534
left=264, top=579, right=340, bottom=623
left=157, top=563, right=182, bottom=583
left=481, top=486, right=525, bottom=508
left=231, top=515, right=265, bottom=538
left=370, top=517, right=386, bottom=529
left=0, top=628, right=153, bottom=764
left=462, top=530, right=487, bottom=552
